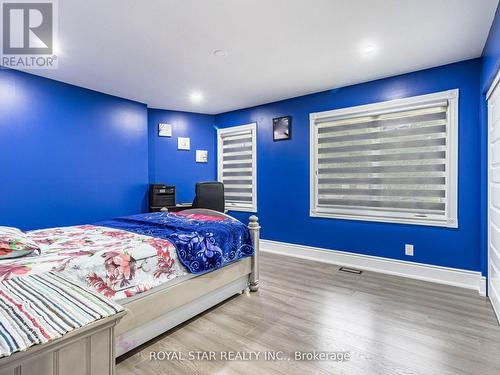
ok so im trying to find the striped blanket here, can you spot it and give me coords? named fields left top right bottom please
left=0, top=272, right=124, bottom=358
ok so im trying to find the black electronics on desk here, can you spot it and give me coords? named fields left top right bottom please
left=149, top=184, right=175, bottom=212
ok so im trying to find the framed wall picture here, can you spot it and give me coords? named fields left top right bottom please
left=158, top=123, right=172, bottom=137
left=177, top=137, right=190, bottom=150
left=273, top=116, right=291, bottom=141
left=196, top=150, right=208, bottom=163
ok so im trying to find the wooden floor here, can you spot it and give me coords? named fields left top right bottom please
left=117, top=253, right=500, bottom=375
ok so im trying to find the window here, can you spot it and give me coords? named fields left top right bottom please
left=310, top=90, right=458, bottom=227
left=217, top=123, right=257, bottom=212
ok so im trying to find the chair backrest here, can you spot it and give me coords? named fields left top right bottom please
left=192, top=182, right=225, bottom=212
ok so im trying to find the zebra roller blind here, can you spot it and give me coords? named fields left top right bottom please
left=217, top=123, right=257, bottom=212
left=310, top=90, right=458, bottom=227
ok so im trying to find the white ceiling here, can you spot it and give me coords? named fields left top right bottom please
left=28, top=0, right=499, bottom=114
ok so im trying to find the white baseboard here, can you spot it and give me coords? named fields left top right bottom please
left=261, top=239, right=486, bottom=296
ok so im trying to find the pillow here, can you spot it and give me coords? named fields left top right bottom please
left=0, top=226, right=41, bottom=259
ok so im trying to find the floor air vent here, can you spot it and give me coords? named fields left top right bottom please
left=339, top=267, right=362, bottom=275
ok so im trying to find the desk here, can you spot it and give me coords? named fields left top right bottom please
left=150, top=204, right=193, bottom=213
left=167, top=204, right=193, bottom=212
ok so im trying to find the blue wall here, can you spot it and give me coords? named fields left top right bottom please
left=0, top=69, right=149, bottom=230
left=0, top=53, right=489, bottom=274
left=216, top=59, right=482, bottom=272
left=480, top=4, right=500, bottom=276
left=148, top=108, right=216, bottom=203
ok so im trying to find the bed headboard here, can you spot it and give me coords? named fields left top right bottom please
left=180, top=208, right=233, bottom=220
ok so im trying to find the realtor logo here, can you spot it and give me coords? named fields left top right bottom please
left=1, top=0, right=58, bottom=69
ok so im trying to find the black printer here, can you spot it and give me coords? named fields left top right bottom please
left=149, top=184, right=175, bottom=212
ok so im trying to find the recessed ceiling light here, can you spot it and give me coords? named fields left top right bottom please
left=190, top=91, right=203, bottom=103
left=360, top=44, right=377, bottom=56
left=53, top=41, right=63, bottom=56
left=213, top=49, right=228, bottom=57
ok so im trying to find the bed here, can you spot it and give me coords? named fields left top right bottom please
left=0, top=209, right=260, bottom=357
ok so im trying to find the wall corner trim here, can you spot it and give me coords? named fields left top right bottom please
left=480, top=277, right=487, bottom=297
left=260, top=239, right=485, bottom=295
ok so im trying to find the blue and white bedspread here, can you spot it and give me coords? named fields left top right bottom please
left=97, top=212, right=254, bottom=275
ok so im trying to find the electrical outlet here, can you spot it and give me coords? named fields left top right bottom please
left=405, top=244, right=414, bottom=256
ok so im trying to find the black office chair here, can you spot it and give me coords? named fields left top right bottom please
left=192, top=182, right=225, bottom=212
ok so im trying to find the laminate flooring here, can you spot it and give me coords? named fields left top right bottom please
left=117, top=252, right=500, bottom=375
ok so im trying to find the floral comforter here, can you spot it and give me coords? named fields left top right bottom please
left=0, top=225, right=187, bottom=300
left=98, top=212, right=254, bottom=275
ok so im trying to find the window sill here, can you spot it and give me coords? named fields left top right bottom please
left=310, top=210, right=458, bottom=228
left=226, top=206, right=257, bottom=213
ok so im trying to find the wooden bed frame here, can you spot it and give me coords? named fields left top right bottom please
left=115, top=210, right=260, bottom=356
left=0, top=312, right=126, bottom=375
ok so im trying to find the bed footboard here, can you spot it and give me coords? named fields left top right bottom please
left=114, top=210, right=260, bottom=356
left=248, top=215, right=260, bottom=292
left=172, top=209, right=260, bottom=292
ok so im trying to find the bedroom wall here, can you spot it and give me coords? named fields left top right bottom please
left=215, top=59, right=482, bottom=273
left=0, top=69, right=149, bottom=230
left=147, top=108, right=216, bottom=203
left=480, top=5, right=500, bottom=277
left=0, top=57, right=487, bottom=274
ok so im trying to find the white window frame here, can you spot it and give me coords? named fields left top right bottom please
left=309, top=90, right=459, bottom=228
left=217, top=123, right=257, bottom=212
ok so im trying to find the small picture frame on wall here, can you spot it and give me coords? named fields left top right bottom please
left=178, top=137, right=190, bottom=150
left=273, top=116, right=291, bottom=141
left=196, top=150, right=208, bottom=163
left=158, top=123, right=172, bottom=137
